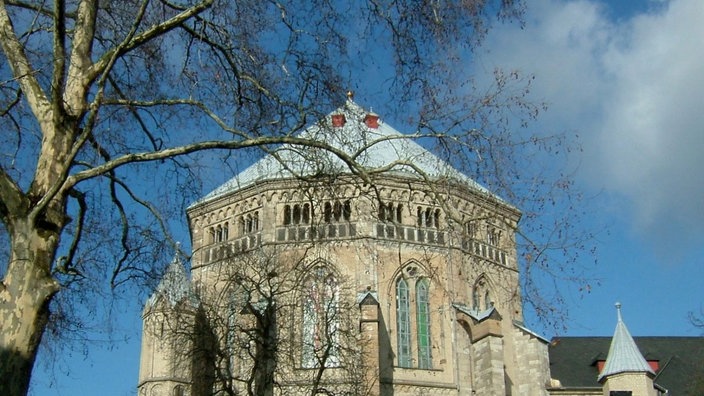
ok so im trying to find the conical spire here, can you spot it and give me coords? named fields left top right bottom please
left=145, top=252, right=199, bottom=309
left=598, top=303, right=654, bottom=382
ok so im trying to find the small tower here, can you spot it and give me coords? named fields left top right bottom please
left=598, top=303, right=657, bottom=396
left=138, top=254, right=201, bottom=396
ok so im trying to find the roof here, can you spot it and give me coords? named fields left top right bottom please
left=548, top=336, right=704, bottom=395
left=598, top=303, right=655, bottom=381
left=145, top=255, right=199, bottom=309
left=453, top=303, right=499, bottom=322
left=191, top=99, right=502, bottom=208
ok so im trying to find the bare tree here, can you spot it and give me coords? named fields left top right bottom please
left=0, top=1, right=591, bottom=395
left=153, top=243, right=370, bottom=396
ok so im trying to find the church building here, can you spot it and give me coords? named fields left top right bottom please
left=137, top=98, right=700, bottom=396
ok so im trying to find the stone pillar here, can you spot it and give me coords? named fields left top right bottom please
left=472, top=334, right=506, bottom=396
left=359, top=292, right=381, bottom=396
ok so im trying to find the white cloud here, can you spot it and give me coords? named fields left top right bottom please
left=476, top=0, right=704, bottom=253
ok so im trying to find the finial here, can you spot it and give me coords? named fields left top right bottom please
left=346, top=90, right=355, bottom=100
left=615, top=302, right=622, bottom=321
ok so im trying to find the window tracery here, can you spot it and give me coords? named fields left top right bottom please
left=302, top=266, right=340, bottom=368
left=395, top=265, right=433, bottom=369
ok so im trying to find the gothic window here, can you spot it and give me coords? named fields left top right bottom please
left=396, top=278, right=411, bottom=368
left=472, top=287, right=480, bottom=311
left=487, top=226, right=501, bottom=246
left=472, top=276, right=492, bottom=311
left=395, top=266, right=433, bottom=369
left=223, top=222, right=229, bottom=241
left=302, top=267, right=340, bottom=368
left=416, top=278, right=432, bottom=369
left=173, top=385, right=184, bottom=396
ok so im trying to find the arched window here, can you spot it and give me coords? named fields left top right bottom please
left=302, top=267, right=340, bottom=368
left=416, top=278, right=432, bottom=369
left=283, top=205, right=291, bottom=225
left=472, top=287, right=480, bottom=311
left=246, top=214, right=253, bottom=233
left=396, top=278, right=411, bottom=368
left=223, top=222, right=229, bottom=241
left=216, top=225, right=223, bottom=242
left=487, top=226, right=501, bottom=246
left=378, top=204, right=386, bottom=221
left=473, top=275, right=492, bottom=312
left=333, top=201, right=342, bottom=221
left=302, top=204, right=310, bottom=224
left=343, top=200, right=351, bottom=221
left=173, top=385, right=184, bottom=396
left=396, top=204, right=403, bottom=223
left=324, top=202, right=332, bottom=223
left=293, top=204, right=301, bottom=224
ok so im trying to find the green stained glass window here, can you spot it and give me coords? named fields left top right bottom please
left=396, top=278, right=411, bottom=367
left=416, top=278, right=432, bottom=369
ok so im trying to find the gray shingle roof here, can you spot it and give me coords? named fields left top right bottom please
left=192, top=99, right=499, bottom=207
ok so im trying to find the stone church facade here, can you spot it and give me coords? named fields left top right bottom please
left=138, top=99, right=671, bottom=396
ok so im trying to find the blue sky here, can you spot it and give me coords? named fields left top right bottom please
left=29, top=0, right=704, bottom=394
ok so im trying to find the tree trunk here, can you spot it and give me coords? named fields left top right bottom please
left=0, top=218, right=61, bottom=396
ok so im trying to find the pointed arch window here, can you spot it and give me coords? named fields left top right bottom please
left=472, top=275, right=492, bottom=312
left=396, top=278, right=411, bottom=368
left=416, top=278, right=432, bottom=369
left=302, top=267, right=340, bottom=368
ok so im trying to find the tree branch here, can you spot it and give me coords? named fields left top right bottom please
left=63, top=0, right=98, bottom=117
left=87, top=0, right=214, bottom=83
left=0, top=0, right=52, bottom=125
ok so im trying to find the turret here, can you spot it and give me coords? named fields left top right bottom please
left=138, top=254, right=200, bottom=396
left=599, top=303, right=657, bottom=396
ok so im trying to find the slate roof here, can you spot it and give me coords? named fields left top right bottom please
left=548, top=336, right=704, bottom=395
left=598, top=303, right=655, bottom=381
left=453, top=303, right=499, bottom=322
left=146, top=255, right=199, bottom=309
left=191, top=99, right=501, bottom=208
